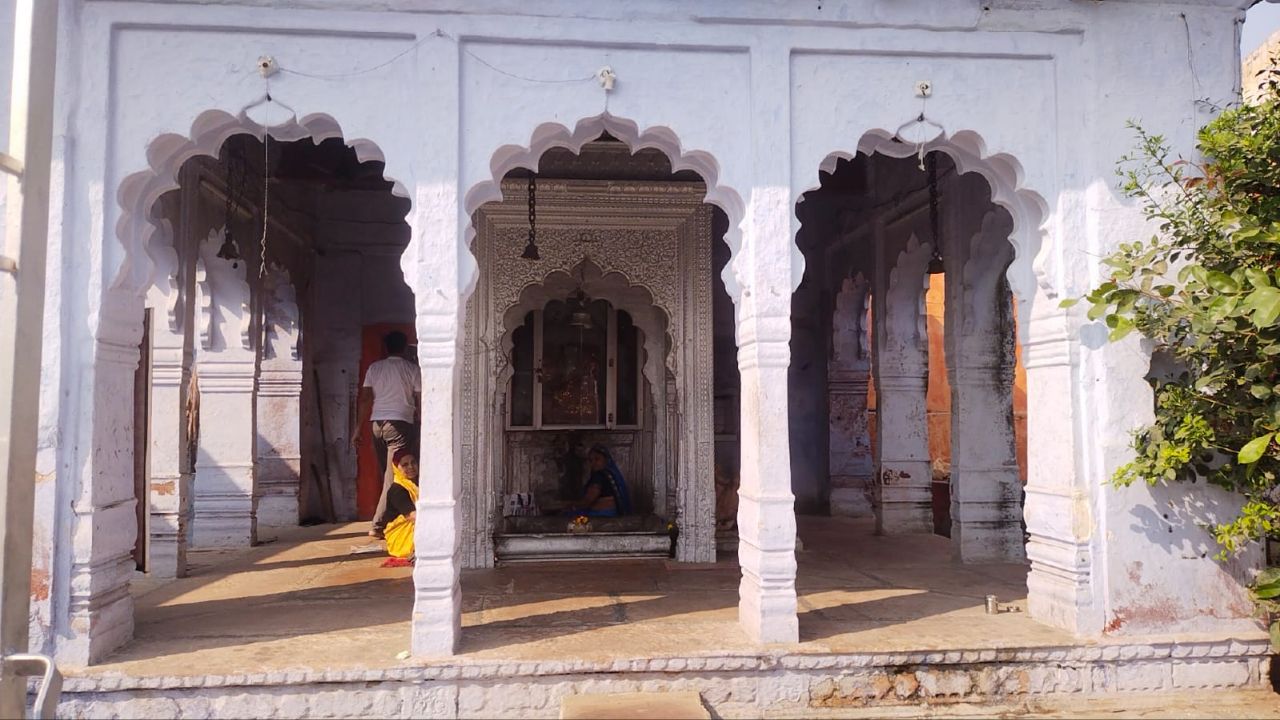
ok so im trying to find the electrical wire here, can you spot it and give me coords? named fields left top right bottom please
left=279, top=28, right=597, bottom=85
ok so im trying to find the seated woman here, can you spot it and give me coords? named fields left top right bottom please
left=566, top=445, right=633, bottom=517
left=382, top=450, right=419, bottom=561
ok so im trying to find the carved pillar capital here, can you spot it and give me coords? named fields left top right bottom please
left=261, top=266, right=300, bottom=364
left=196, top=227, right=256, bottom=355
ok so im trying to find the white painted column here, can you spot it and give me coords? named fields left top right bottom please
left=256, top=269, right=302, bottom=528
left=947, top=211, right=1024, bottom=562
left=828, top=272, right=874, bottom=517
left=63, top=291, right=145, bottom=664
left=191, top=232, right=259, bottom=547
left=410, top=36, right=462, bottom=657
left=146, top=323, right=193, bottom=577
left=1023, top=290, right=1102, bottom=633
left=144, top=207, right=197, bottom=579
left=735, top=41, right=799, bottom=645
left=872, top=225, right=934, bottom=534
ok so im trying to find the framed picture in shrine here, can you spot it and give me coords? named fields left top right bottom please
left=507, top=294, right=643, bottom=431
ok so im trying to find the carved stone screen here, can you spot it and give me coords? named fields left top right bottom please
left=461, top=177, right=716, bottom=566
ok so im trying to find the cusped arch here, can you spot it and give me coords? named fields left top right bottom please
left=806, top=128, right=1051, bottom=314
left=461, top=112, right=747, bottom=300
left=497, top=259, right=673, bottom=399
left=115, top=108, right=409, bottom=297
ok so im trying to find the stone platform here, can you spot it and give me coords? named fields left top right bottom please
left=497, top=513, right=671, bottom=562
left=57, top=518, right=1276, bottom=718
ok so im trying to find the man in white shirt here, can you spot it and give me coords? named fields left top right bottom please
left=354, top=331, right=421, bottom=539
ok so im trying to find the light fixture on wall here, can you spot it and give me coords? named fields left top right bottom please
left=522, top=173, right=541, bottom=260
left=926, top=152, right=944, bottom=275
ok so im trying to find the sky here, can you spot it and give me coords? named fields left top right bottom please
left=1243, top=2, right=1280, bottom=57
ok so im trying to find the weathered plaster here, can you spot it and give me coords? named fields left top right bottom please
left=27, top=0, right=1262, bottom=668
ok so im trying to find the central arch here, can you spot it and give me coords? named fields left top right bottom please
left=460, top=112, right=749, bottom=300
left=458, top=127, right=731, bottom=567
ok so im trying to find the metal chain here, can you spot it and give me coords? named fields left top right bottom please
left=223, top=149, right=235, bottom=239
left=927, top=152, right=940, bottom=253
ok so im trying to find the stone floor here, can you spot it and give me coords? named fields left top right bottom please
left=100, top=517, right=1073, bottom=676
left=61, top=516, right=1280, bottom=717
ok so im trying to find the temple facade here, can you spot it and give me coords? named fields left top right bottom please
left=21, top=0, right=1268, bottom=688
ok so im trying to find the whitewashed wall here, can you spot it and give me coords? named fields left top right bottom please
left=28, top=0, right=1260, bottom=664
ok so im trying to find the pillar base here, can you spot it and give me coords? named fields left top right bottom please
left=411, top=499, right=461, bottom=657
left=191, top=463, right=258, bottom=547
left=738, top=573, right=799, bottom=644
left=148, top=472, right=192, bottom=578
left=954, top=522, right=1027, bottom=563
left=951, top=467, right=1024, bottom=562
left=410, top=583, right=462, bottom=657
left=736, top=507, right=799, bottom=645
left=62, top=551, right=135, bottom=667
left=256, top=494, right=300, bottom=528
left=829, top=480, right=874, bottom=517
left=875, top=460, right=934, bottom=534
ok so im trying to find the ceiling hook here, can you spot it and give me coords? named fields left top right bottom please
left=893, top=112, right=945, bottom=171
left=238, top=91, right=299, bottom=131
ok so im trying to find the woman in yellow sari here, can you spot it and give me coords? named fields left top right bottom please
left=382, top=449, right=419, bottom=561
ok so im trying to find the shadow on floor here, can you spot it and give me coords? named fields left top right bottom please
left=99, top=516, right=1049, bottom=673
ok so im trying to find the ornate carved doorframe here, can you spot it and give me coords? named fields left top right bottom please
left=461, top=178, right=715, bottom=566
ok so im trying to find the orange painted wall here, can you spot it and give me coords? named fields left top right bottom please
left=865, top=275, right=1027, bottom=482
left=924, top=276, right=1028, bottom=482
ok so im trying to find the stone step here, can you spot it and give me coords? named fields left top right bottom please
left=560, top=691, right=710, bottom=720
left=495, top=531, right=670, bottom=562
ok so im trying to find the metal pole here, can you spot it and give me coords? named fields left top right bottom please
left=0, top=1, right=60, bottom=716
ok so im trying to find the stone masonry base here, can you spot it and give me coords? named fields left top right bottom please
left=59, top=637, right=1272, bottom=718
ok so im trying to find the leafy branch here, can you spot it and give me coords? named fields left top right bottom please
left=1065, top=63, right=1280, bottom=558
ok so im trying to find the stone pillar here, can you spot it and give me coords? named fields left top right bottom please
left=192, top=231, right=259, bottom=547
left=676, top=206, right=717, bottom=562
left=736, top=284, right=799, bottom=644
left=146, top=325, right=194, bottom=577
left=947, top=211, right=1024, bottom=562
left=735, top=42, right=798, bottom=644
left=828, top=272, right=874, bottom=517
left=1023, top=288, right=1101, bottom=633
left=256, top=269, right=302, bottom=528
left=63, top=290, right=146, bottom=664
left=870, top=224, right=931, bottom=532
left=872, top=225, right=934, bottom=535
left=145, top=208, right=197, bottom=579
left=410, top=35, right=462, bottom=657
